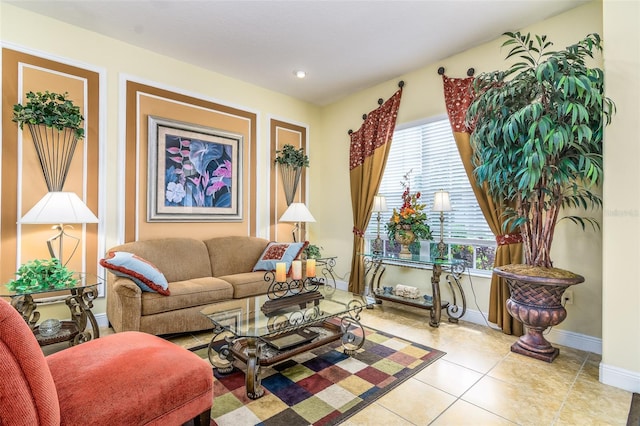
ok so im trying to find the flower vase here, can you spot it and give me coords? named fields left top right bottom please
left=395, top=228, right=415, bottom=259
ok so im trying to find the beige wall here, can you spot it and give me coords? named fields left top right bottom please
left=602, top=0, right=640, bottom=388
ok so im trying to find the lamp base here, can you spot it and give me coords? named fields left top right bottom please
left=372, top=237, right=383, bottom=255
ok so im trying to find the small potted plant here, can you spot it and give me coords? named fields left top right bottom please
left=12, top=91, right=85, bottom=191
left=274, top=144, right=309, bottom=205
left=7, top=258, right=77, bottom=293
left=303, top=244, right=322, bottom=259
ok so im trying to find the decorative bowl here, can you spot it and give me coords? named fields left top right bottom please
left=39, top=318, right=62, bottom=337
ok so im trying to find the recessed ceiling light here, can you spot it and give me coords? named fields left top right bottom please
left=294, top=70, right=307, bottom=79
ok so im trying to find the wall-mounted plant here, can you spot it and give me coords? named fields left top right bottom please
left=274, top=144, right=309, bottom=168
left=12, top=91, right=85, bottom=191
left=12, top=91, right=84, bottom=139
left=7, top=258, right=77, bottom=293
left=274, top=144, right=309, bottom=205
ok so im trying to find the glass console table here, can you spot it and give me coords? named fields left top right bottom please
left=360, top=253, right=466, bottom=327
left=1, top=274, right=100, bottom=347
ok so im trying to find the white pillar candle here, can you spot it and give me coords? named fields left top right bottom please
left=275, top=262, right=287, bottom=282
left=306, top=259, right=316, bottom=278
left=291, top=260, right=302, bottom=280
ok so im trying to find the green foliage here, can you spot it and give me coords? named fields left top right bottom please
left=274, top=144, right=309, bottom=168
left=7, top=258, right=77, bottom=292
left=303, top=244, right=323, bottom=259
left=466, top=32, right=615, bottom=268
left=12, top=91, right=85, bottom=139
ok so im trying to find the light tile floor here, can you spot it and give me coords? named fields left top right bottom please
left=96, top=302, right=632, bottom=425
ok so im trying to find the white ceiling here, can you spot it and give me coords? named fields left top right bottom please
left=7, top=0, right=588, bottom=106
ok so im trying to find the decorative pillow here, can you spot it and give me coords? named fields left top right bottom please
left=252, top=241, right=308, bottom=273
left=100, top=251, right=170, bottom=295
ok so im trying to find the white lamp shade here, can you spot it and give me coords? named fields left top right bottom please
left=372, top=195, right=387, bottom=212
left=432, top=190, right=452, bottom=212
left=279, top=202, right=316, bottom=223
left=20, top=192, right=99, bottom=224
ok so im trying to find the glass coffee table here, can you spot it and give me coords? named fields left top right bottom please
left=200, top=282, right=372, bottom=399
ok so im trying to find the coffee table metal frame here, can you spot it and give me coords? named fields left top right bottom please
left=201, top=275, right=370, bottom=399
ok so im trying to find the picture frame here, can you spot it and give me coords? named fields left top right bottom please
left=147, top=116, right=243, bottom=222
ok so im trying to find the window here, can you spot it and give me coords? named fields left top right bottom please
left=366, top=115, right=496, bottom=273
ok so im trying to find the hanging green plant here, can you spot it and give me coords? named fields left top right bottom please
left=7, top=258, right=77, bottom=293
left=274, top=144, right=309, bottom=168
left=12, top=91, right=85, bottom=139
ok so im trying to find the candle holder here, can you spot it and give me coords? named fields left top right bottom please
left=261, top=270, right=324, bottom=315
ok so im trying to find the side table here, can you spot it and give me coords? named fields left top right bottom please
left=314, top=256, right=338, bottom=288
left=361, top=253, right=467, bottom=327
left=1, top=278, right=100, bottom=347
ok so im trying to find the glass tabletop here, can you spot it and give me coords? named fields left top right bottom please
left=1, top=272, right=100, bottom=298
left=200, top=286, right=370, bottom=339
left=360, top=252, right=465, bottom=268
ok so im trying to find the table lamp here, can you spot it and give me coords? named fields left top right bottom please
left=371, top=195, right=387, bottom=255
left=279, top=202, right=316, bottom=242
left=20, top=191, right=99, bottom=266
left=432, top=190, right=451, bottom=259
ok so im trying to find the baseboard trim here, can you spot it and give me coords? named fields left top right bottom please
left=460, top=308, right=603, bottom=355
left=95, top=312, right=109, bottom=328
left=600, top=362, right=640, bottom=393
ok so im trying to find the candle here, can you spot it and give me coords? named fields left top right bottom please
left=275, top=262, right=286, bottom=282
left=291, top=260, right=302, bottom=280
left=306, top=259, right=316, bottom=278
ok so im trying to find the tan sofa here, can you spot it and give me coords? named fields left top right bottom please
left=105, top=236, right=272, bottom=335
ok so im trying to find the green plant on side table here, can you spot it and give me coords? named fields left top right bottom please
left=12, top=91, right=85, bottom=139
left=466, top=32, right=615, bottom=362
left=7, top=258, right=77, bottom=293
left=303, top=244, right=322, bottom=259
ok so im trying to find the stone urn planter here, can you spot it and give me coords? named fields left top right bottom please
left=394, top=226, right=415, bottom=259
left=495, top=265, right=584, bottom=362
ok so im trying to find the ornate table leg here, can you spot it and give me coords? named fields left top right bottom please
left=244, top=337, right=264, bottom=399
left=67, top=286, right=99, bottom=345
left=10, top=294, right=39, bottom=330
left=341, top=299, right=366, bottom=355
left=363, top=256, right=385, bottom=307
left=430, top=264, right=443, bottom=327
left=445, top=264, right=467, bottom=323
left=207, top=327, right=235, bottom=374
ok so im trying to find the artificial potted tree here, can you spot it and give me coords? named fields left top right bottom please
left=274, top=144, right=309, bottom=206
left=12, top=91, right=85, bottom=191
left=466, top=32, right=615, bottom=362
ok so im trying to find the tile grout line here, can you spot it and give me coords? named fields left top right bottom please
left=550, top=352, right=590, bottom=425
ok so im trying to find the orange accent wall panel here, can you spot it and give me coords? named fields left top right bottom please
left=1, top=48, right=100, bottom=283
left=270, top=120, right=307, bottom=242
left=125, top=81, right=257, bottom=242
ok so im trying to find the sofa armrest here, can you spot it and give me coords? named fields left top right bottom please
left=106, top=275, right=143, bottom=333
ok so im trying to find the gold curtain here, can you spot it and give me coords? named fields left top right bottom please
left=348, top=88, right=403, bottom=293
left=441, top=74, right=523, bottom=336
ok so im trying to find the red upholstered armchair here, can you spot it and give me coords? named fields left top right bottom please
left=0, top=297, right=213, bottom=425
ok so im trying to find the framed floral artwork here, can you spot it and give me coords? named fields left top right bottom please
left=147, top=116, right=243, bottom=222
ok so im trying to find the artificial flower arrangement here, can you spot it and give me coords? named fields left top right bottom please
left=385, top=170, right=432, bottom=245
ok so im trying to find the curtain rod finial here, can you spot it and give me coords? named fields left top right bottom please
left=362, top=114, right=367, bottom=120
left=437, top=67, right=445, bottom=75
left=398, top=80, right=405, bottom=88
left=467, top=67, right=475, bottom=76
left=348, top=129, right=353, bottom=135
left=378, top=98, right=383, bottom=105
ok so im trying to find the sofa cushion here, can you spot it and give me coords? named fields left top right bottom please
left=218, top=271, right=272, bottom=299
left=100, top=251, right=170, bottom=295
left=140, top=277, right=233, bottom=316
left=108, top=238, right=212, bottom=283
left=252, top=241, right=307, bottom=273
left=205, top=236, right=270, bottom=277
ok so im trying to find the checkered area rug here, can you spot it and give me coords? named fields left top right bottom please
left=192, top=327, right=445, bottom=426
